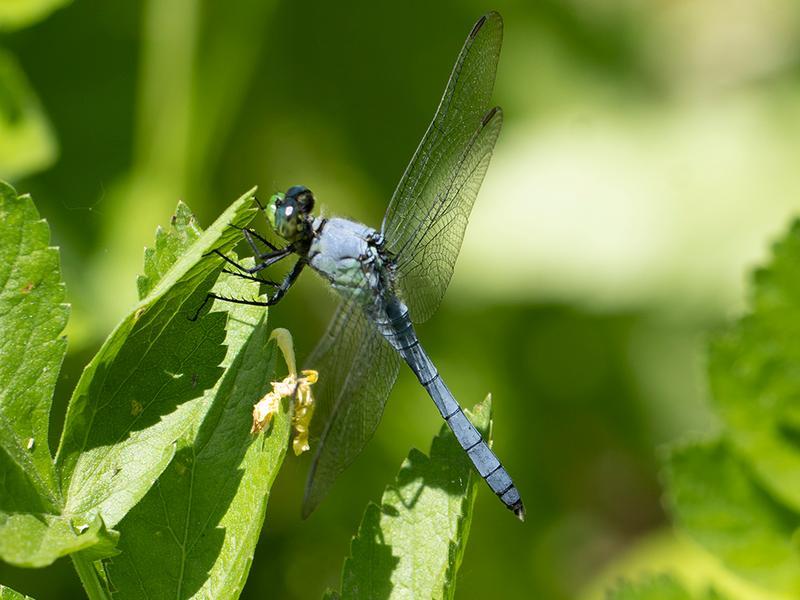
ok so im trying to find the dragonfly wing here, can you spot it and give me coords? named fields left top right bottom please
left=381, top=11, right=503, bottom=322
left=302, top=299, right=401, bottom=517
left=302, top=11, right=503, bottom=515
left=394, top=107, right=502, bottom=322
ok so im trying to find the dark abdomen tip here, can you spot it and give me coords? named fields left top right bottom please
left=512, top=500, right=526, bottom=522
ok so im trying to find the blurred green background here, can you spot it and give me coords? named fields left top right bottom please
left=3, top=0, right=800, bottom=598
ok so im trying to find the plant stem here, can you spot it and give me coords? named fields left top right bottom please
left=72, top=553, right=110, bottom=600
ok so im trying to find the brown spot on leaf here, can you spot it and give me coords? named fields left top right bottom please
left=131, top=399, right=143, bottom=416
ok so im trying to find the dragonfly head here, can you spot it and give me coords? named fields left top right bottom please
left=267, top=185, right=315, bottom=242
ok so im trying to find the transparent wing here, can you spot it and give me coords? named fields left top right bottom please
left=302, top=298, right=401, bottom=517
left=302, top=12, right=504, bottom=515
left=394, top=107, right=502, bottom=321
left=381, top=11, right=503, bottom=322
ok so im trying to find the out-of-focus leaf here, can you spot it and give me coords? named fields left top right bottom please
left=606, top=573, right=726, bottom=600
left=0, top=512, right=116, bottom=568
left=0, top=52, right=56, bottom=180
left=55, top=188, right=258, bottom=529
left=709, top=220, right=800, bottom=511
left=0, top=0, right=69, bottom=30
left=335, top=396, right=493, bottom=600
left=0, top=583, right=35, bottom=599
left=659, top=216, right=800, bottom=597
left=105, top=225, right=288, bottom=598
left=0, top=181, right=64, bottom=512
left=186, top=0, right=278, bottom=194
left=666, top=438, right=800, bottom=595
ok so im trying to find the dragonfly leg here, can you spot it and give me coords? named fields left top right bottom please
left=228, top=223, right=279, bottom=256
left=249, top=246, right=296, bottom=272
left=222, top=269, right=280, bottom=287
left=207, top=246, right=293, bottom=275
left=188, top=259, right=305, bottom=320
left=245, top=228, right=279, bottom=254
left=188, top=292, right=270, bottom=321
left=262, top=259, right=306, bottom=306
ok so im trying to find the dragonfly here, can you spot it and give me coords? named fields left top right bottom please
left=199, top=11, right=524, bottom=520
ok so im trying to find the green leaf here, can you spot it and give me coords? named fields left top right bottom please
left=0, top=583, right=35, bottom=599
left=0, top=181, right=65, bottom=512
left=55, top=188, right=258, bottom=529
left=105, top=311, right=285, bottom=598
left=0, top=512, right=116, bottom=568
left=0, top=181, right=119, bottom=569
left=666, top=438, right=800, bottom=595
left=335, top=396, right=493, bottom=600
left=105, top=268, right=289, bottom=598
left=0, top=52, right=56, bottom=180
left=606, top=573, right=726, bottom=600
left=0, top=0, right=69, bottom=30
left=709, top=220, right=800, bottom=511
left=136, top=201, right=202, bottom=300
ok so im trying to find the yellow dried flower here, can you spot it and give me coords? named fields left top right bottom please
left=250, top=390, right=282, bottom=434
left=251, top=369, right=318, bottom=455
left=291, top=370, right=317, bottom=455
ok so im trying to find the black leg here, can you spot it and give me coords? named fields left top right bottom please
left=222, top=269, right=279, bottom=286
left=249, top=246, right=296, bottom=272
left=189, top=259, right=306, bottom=321
left=189, top=293, right=269, bottom=321
left=266, top=259, right=306, bottom=306
left=228, top=223, right=279, bottom=255
left=208, top=246, right=293, bottom=275
left=244, top=228, right=279, bottom=254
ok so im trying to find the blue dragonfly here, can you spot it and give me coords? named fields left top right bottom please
left=200, top=12, right=524, bottom=520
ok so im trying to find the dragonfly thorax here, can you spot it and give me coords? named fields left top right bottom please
left=307, top=217, right=394, bottom=308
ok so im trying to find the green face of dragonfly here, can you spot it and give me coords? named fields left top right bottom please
left=267, top=186, right=316, bottom=242
left=266, top=192, right=282, bottom=232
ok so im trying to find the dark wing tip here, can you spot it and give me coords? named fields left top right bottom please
left=470, top=11, right=503, bottom=40
left=469, top=14, right=487, bottom=39
left=481, top=105, right=502, bottom=127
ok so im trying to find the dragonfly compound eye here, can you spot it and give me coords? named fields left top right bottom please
left=298, top=191, right=314, bottom=213
left=286, top=185, right=315, bottom=214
